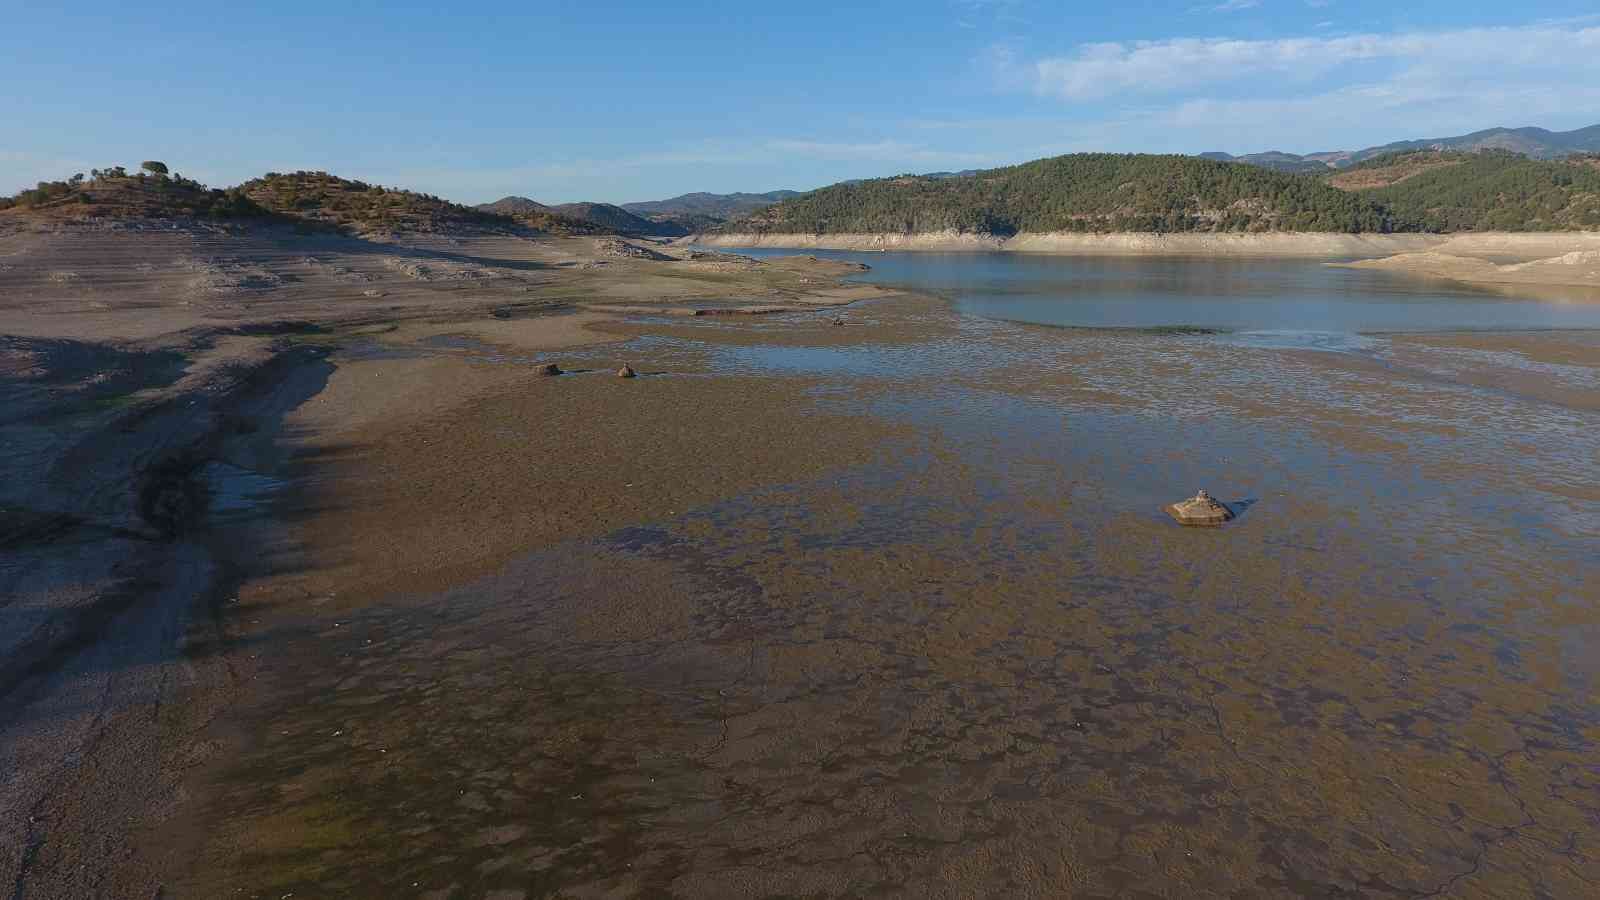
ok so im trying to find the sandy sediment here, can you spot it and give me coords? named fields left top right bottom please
left=1340, top=232, right=1600, bottom=288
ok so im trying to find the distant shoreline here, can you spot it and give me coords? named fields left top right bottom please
left=692, top=230, right=1596, bottom=257
left=692, top=230, right=1600, bottom=290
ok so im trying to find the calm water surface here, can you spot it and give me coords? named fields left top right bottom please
left=730, top=247, right=1600, bottom=338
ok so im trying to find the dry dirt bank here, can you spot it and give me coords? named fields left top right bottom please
left=1339, top=232, right=1600, bottom=289
left=0, top=222, right=880, bottom=898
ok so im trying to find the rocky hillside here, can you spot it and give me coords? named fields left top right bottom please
left=475, top=196, right=606, bottom=234
left=550, top=202, right=687, bottom=237
left=477, top=196, right=550, bottom=216
left=239, top=171, right=514, bottom=233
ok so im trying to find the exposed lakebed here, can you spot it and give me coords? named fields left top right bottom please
left=185, top=261, right=1600, bottom=898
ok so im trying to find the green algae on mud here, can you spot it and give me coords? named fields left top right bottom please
left=171, top=294, right=1600, bottom=898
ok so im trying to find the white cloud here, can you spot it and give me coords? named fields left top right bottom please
left=1198, top=0, right=1261, bottom=13
left=1014, top=23, right=1600, bottom=100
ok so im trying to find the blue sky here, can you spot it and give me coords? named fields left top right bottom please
left=3, top=1, right=1598, bottom=203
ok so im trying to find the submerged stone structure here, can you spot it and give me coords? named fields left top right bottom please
left=1165, top=489, right=1234, bottom=526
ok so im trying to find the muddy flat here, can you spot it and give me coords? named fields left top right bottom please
left=2, top=226, right=1597, bottom=898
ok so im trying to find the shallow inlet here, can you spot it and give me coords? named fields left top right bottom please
left=723, top=247, right=1600, bottom=338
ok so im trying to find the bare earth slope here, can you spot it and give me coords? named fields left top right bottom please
left=0, top=218, right=888, bottom=899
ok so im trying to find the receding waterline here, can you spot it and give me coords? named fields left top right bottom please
left=716, top=247, right=1600, bottom=334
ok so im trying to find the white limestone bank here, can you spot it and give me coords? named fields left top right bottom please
left=692, top=230, right=1443, bottom=257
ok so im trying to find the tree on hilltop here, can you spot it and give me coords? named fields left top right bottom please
left=141, top=161, right=169, bottom=176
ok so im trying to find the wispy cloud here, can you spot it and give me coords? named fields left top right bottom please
left=1002, top=23, right=1600, bottom=100
left=1197, top=0, right=1261, bottom=13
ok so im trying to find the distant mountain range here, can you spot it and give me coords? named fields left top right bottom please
left=1202, top=124, right=1600, bottom=173
left=620, top=191, right=800, bottom=223
left=477, top=191, right=810, bottom=234
left=475, top=197, right=690, bottom=236
left=549, top=201, right=688, bottom=237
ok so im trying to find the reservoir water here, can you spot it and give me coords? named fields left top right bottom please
left=728, top=247, right=1600, bottom=338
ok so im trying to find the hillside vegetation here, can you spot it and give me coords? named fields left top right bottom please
left=0, top=167, right=273, bottom=220
left=731, top=154, right=1395, bottom=236
left=239, top=171, right=514, bottom=233
left=725, top=151, right=1600, bottom=236
left=1346, top=151, right=1600, bottom=232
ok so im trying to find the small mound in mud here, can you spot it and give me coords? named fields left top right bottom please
left=1165, top=489, right=1234, bottom=526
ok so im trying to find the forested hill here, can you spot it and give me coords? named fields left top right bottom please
left=730, top=154, right=1395, bottom=235
left=724, top=151, right=1600, bottom=236
left=1337, top=151, right=1600, bottom=232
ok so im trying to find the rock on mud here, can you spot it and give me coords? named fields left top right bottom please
left=1165, top=489, right=1234, bottom=526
